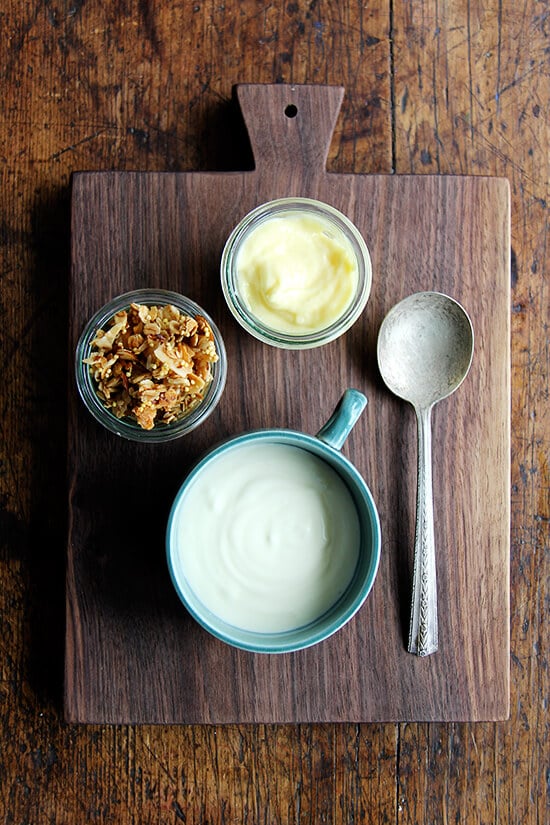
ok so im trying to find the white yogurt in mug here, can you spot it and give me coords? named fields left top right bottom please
left=171, top=442, right=360, bottom=633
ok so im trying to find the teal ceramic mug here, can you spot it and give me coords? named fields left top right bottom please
left=166, top=388, right=381, bottom=653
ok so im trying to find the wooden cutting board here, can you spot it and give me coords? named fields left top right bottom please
left=65, top=84, right=510, bottom=724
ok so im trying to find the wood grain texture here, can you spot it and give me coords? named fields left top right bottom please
left=65, top=84, right=510, bottom=724
left=392, top=5, right=549, bottom=824
left=0, top=0, right=547, bottom=822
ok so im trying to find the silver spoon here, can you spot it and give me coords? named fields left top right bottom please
left=377, top=292, right=474, bottom=656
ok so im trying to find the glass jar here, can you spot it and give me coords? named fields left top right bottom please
left=221, top=197, right=372, bottom=349
left=75, top=288, right=227, bottom=442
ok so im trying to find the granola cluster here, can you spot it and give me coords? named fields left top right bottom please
left=84, top=302, right=218, bottom=430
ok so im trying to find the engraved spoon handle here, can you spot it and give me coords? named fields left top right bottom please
left=408, top=404, right=438, bottom=656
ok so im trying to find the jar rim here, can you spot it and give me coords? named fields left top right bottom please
left=220, top=198, right=372, bottom=350
left=75, top=288, right=227, bottom=442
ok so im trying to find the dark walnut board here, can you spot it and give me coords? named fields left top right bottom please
left=66, top=84, right=510, bottom=724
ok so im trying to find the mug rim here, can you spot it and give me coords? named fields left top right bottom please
left=166, top=429, right=381, bottom=653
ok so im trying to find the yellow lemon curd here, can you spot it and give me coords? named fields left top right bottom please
left=235, top=211, right=359, bottom=335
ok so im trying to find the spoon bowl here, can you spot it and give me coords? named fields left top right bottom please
left=377, top=291, right=474, bottom=655
left=377, top=292, right=474, bottom=409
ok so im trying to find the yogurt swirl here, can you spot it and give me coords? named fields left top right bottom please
left=172, top=442, right=360, bottom=633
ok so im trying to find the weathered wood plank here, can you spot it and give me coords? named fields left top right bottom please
left=0, top=0, right=546, bottom=823
left=392, top=1, right=549, bottom=822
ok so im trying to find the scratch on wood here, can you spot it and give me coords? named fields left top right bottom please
left=465, top=0, right=475, bottom=141
left=495, top=0, right=504, bottom=113
left=140, top=740, right=177, bottom=785
left=49, top=129, right=109, bottom=160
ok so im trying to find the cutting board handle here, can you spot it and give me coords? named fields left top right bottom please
left=236, top=83, right=344, bottom=173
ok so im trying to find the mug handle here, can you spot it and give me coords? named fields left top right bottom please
left=316, top=389, right=368, bottom=451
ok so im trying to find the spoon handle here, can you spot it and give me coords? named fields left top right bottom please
left=408, top=405, right=438, bottom=656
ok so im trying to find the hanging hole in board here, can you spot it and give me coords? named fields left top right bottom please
left=284, top=104, right=298, bottom=118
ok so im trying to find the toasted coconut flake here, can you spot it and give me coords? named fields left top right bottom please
left=84, top=302, right=218, bottom=430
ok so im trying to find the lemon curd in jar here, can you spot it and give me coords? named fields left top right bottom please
left=234, top=210, right=360, bottom=335
left=172, top=442, right=361, bottom=633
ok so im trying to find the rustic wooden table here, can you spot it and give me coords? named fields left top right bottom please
left=1, top=1, right=547, bottom=822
